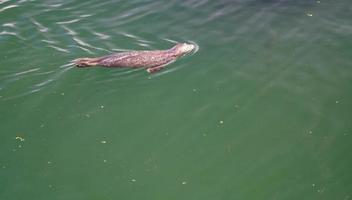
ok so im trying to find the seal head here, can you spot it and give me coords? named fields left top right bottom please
left=171, top=43, right=196, bottom=57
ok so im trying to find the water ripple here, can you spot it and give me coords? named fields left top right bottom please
left=47, top=3, right=62, bottom=8
left=0, top=0, right=11, bottom=5
left=2, top=22, right=16, bottom=27
left=0, top=4, right=19, bottom=12
left=72, top=36, right=111, bottom=53
left=92, top=31, right=110, bottom=40
left=41, top=39, right=57, bottom=44
left=34, top=78, right=54, bottom=87
left=70, top=45, right=94, bottom=54
left=14, top=68, right=41, bottom=76
left=31, top=18, right=49, bottom=32
left=0, top=31, right=17, bottom=36
left=56, top=18, right=80, bottom=25
left=61, top=25, right=77, bottom=36
left=47, top=45, right=70, bottom=53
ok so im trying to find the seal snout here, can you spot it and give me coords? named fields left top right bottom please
left=173, top=43, right=197, bottom=56
left=180, top=43, right=196, bottom=54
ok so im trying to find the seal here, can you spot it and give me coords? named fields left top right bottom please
left=74, top=43, right=196, bottom=73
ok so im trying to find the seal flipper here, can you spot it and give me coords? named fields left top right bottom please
left=146, top=61, right=174, bottom=73
left=74, top=57, right=100, bottom=67
left=147, top=65, right=165, bottom=73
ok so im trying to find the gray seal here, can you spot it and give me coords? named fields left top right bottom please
left=74, top=43, right=196, bottom=73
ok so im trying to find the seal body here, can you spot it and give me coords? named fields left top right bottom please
left=74, top=43, right=195, bottom=73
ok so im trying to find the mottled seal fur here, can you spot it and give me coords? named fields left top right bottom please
left=74, top=43, right=196, bottom=73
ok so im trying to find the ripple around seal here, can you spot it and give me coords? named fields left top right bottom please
left=0, top=4, right=19, bottom=12
left=0, top=62, right=75, bottom=100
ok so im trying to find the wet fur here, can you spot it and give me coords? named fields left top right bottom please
left=74, top=43, right=194, bottom=73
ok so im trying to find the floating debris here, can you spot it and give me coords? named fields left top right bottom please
left=101, top=140, right=107, bottom=144
left=15, top=136, right=25, bottom=142
left=306, top=13, right=313, bottom=17
left=100, top=105, right=104, bottom=109
left=219, top=120, right=224, bottom=124
left=131, top=179, right=136, bottom=182
left=182, top=181, right=187, bottom=185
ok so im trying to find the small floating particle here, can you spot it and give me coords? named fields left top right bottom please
left=18, top=145, right=22, bottom=148
left=85, top=114, right=90, bottom=118
left=61, top=92, right=65, bottom=96
left=131, top=179, right=136, bottom=182
left=100, top=105, right=104, bottom=109
left=15, top=136, right=25, bottom=142
left=312, top=183, right=315, bottom=187
left=316, top=0, right=320, bottom=3
left=40, top=124, right=45, bottom=128
left=103, top=160, right=107, bottom=163
left=182, top=181, right=187, bottom=185
left=309, top=130, right=313, bottom=134
left=219, top=120, right=224, bottom=124
left=307, top=13, right=313, bottom=17
left=48, top=161, right=51, bottom=164
left=101, top=140, right=106, bottom=144
left=335, top=101, right=339, bottom=104
left=192, top=88, right=197, bottom=92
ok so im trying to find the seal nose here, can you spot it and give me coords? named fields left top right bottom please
left=189, top=43, right=196, bottom=51
left=182, top=43, right=195, bottom=53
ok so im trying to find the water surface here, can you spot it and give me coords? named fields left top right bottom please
left=1, top=0, right=352, bottom=200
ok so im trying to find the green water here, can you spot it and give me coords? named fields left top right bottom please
left=1, top=0, right=352, bottom=199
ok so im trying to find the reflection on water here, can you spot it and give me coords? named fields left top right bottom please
left=1, top=0, right=352, bottom=200
left=1, top=0, right=210, bottom=99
